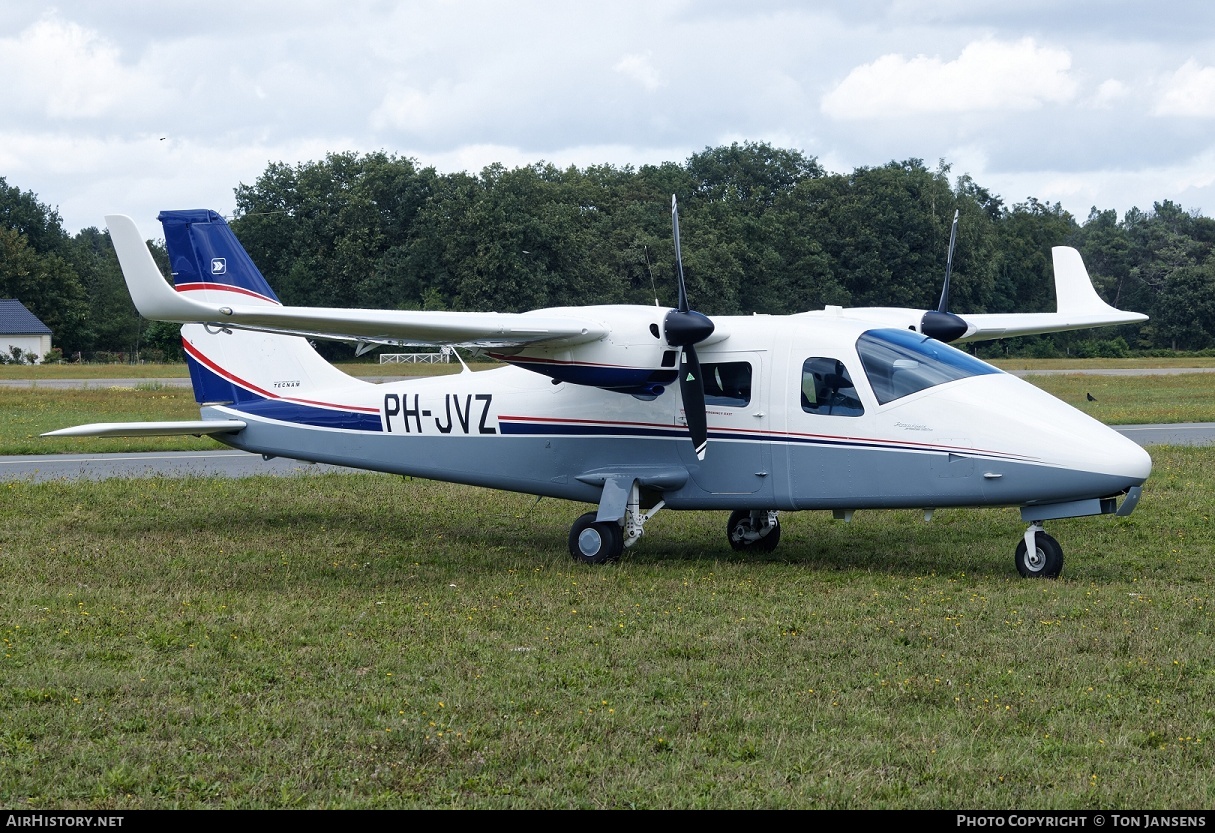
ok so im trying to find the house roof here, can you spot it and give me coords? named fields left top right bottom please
left=0, top=300, right=52, bottom=335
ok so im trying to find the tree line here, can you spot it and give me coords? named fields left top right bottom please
left=3, top=142, right=1214, bottom=363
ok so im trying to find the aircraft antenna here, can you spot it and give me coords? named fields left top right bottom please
left=644, top=245, right=660, bottom=306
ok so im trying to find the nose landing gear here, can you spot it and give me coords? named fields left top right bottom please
left=1015, top=522, right=1064, bottom=578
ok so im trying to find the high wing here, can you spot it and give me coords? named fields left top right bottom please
left=111, top=212, right=1140, bottom=355
left=833, top=245, right=1146, bottom=343
left=107, top=214, right=609, bottom=349
left=955, top=246, right=1147, bottom=342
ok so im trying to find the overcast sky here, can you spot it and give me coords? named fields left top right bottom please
left=4, top=1, right=1215, bottom=242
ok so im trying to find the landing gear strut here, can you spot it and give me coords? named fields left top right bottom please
left=727, top=509, right=781, bottom=553
left=1015, top=522, right=1064, bottom=578
left=568, top=484, right=664, bottom=565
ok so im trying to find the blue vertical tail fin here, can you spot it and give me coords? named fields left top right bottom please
left=158, top=210, right=281, bottom=304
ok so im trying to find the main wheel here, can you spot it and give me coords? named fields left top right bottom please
left=568, top=512, right=623, bottom=565
left=1014, top=530, right=1064, bottom=578
left=726, top=509, right=781, bottom=553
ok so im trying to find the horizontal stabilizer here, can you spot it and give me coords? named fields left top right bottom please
left=42, top=420, right=247, bottom=438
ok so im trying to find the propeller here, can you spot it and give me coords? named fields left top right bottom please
left=663, top=195, right=715, bottom=460
left=919, top=209, right=969, bottom=343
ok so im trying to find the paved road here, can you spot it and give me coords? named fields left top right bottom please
left=0, top=450, right=363, bottom=481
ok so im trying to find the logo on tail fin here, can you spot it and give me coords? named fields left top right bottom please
left=211, top=258, right=226, bottom=275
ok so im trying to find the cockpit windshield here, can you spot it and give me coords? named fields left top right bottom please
left=857, top=329, right=1001, bottom=405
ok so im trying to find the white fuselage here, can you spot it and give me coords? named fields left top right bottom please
left=186, top=311, right=1151, bottom=516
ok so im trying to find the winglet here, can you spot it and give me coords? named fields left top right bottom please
left=944, top=246, right=1146, bottom=341
left=105, top=214, right=217, bottom=321
left=1051, top=246, right=1126, bottom=317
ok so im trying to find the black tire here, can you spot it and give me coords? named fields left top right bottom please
left=1015, top=530, right=1064, bottom=578
left=568, top=512, right=623, bottom=565
left=726, top=509, right=781, bottom=553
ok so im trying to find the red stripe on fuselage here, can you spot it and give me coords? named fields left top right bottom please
left=497, top=413, right=1038, bottom=462
left=184, top=341, right=379, bottom=414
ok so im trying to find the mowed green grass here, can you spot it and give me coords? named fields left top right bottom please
left=1, top=359, right=1213, bottom=808
left=0, top=448, right=1211, bottom=810
left=1019, top=372, right=1215, bottom=425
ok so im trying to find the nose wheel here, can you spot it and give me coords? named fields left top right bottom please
left=1015, top=524, right=1063, bottom=578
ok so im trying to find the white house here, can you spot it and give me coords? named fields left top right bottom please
left=0, top=299, right=52, bottom=363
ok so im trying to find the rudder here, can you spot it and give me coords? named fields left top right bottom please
left=159, top=210, right=280, bottom=305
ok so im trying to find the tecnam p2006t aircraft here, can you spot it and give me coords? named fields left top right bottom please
left=47, top=200, right=1151, bottom=578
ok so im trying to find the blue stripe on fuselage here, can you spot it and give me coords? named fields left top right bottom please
left=497, top=417, right=1034, bottom=462
left=186, top=351, right=383, bottom=432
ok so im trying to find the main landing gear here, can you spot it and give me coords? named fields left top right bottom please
left=567, top=501, right=785, bottom=565
left=1015, top=522, right=1064, bottom=578
left=726, top=509, right=781, bottom=553
left=568, top=483, right=664, bottom=565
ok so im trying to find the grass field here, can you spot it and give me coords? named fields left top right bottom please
left=0, top=359, right=1212, bottom=809
left=0, top=449, right=1211, bottom=809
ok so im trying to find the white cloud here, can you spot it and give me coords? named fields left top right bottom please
left=0, top=13, right=166, bottom=120
left=614, top=53, right=665, bottom=92
left=3, top=1, right=1215, bottom=233
left=1154, top=59, right=1215, bottom=117
left=0, top=130, right=342, bottom=240
left=1090, top=79, right=1129, bottom=109
left=371, top=85, right=449, bottom=135
left=821, top=37, right=1078, bottom=120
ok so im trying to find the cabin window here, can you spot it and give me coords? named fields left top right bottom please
left=701, top=361, right=752, bottom=407
left=801, top=358, right=864, bottom=416
left=857, top=328, right=1001, bottom=405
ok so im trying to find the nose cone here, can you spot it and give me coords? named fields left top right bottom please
left=907, top=374, right=1153, bottom=504
left=1010, top=389, right=1152, bottom=485
left=1104, top=428, right=1153, bottom=483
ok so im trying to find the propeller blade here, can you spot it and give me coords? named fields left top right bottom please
left=920, top=209, right=968, bottom=342
left=938, top=209, right=959, bottom=313
left=672, top=194, right=688, bottom=312
left=681, top=344, right=708, bottom=460
left=664, top=194, right=713, bottom=346
left=666, top=194, right=712, bottom=459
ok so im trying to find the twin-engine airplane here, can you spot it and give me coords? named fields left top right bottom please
left=47, top=200, right=1152, bottom=578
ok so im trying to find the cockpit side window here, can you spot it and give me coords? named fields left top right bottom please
left=702, top=361, right=752, bottom=407
left=857, top=328, right=1001, bottom=405
left=801, top=357, right=864, bottom=416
